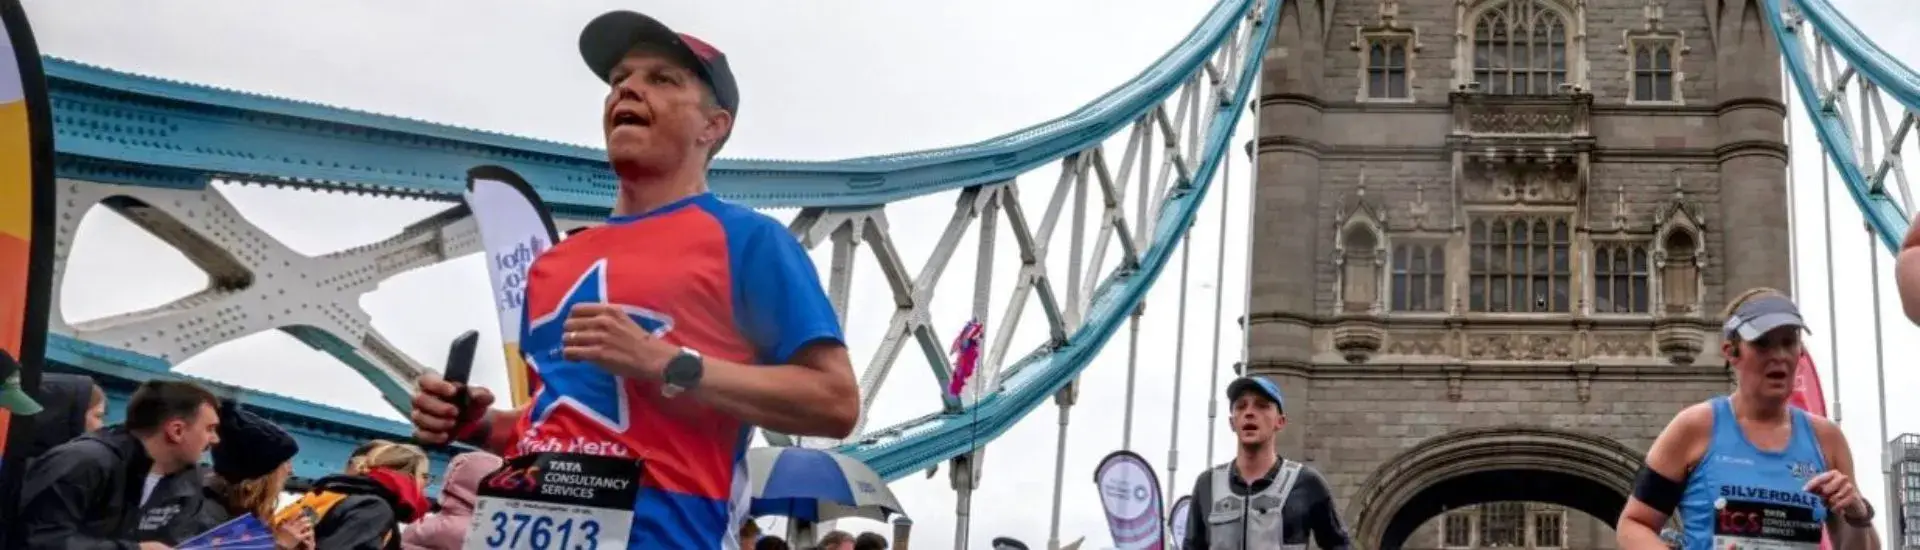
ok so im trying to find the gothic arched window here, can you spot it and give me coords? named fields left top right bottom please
left=1392, top=243, right=1446, bottom=312
left=1661, top=229, right=1701, bottom=314
left=1472, top=0, right=1570, bottom=94
left=1341, top=224, right=1384, bottom=313
left=1469, top=216, right=1571, bottom=312
left=1594, top=243, right=1651, bottom=314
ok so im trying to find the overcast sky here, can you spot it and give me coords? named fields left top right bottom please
left=18, top=0, right=1917, bottom=547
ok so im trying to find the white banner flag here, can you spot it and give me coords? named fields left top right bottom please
left=1166, top=495, right=1191, bottom=549
left=462, top=165, right=558, bottom=408
left=1094, top=450, right=1167, bottom=550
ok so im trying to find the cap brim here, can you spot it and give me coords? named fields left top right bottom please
left=1226, top=378, right=1283, bottom=409
left=0, top=377, right=42, bottom=416
left=1734, top=312, right=1810, bottom=341
left=579, top=11, right=706, bottom=85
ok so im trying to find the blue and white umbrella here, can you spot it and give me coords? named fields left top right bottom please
left=747, top=446, right=905, bottom=523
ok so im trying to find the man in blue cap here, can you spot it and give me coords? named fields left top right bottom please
left=1182, top=375, right=1352, bottom=550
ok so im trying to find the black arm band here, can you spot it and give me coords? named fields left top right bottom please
left=1632, top=465, right=1684, bottom=515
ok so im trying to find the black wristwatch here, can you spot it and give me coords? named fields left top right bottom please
left=1842, top=500, right=1875, bottom=528
left=661, top=347, right=704, bottom=398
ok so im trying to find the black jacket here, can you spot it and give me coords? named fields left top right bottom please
left=307, top=474, right=411, bottom=550
left=149, top=475, right=242, bottom=546
left=0, top=374, right=97, bottom=548
left=10, top=426, right=207, bottom=549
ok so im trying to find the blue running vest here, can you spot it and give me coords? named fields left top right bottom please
left=1677, top=396, right=1829, bottom=550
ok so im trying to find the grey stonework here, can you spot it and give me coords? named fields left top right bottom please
left=1246, top=0, right=1787, bottom=548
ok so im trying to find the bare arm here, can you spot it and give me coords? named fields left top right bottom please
left=1899, top=215, right=1920, bottom=324
left=686, top=340, right=859, bottom=438
left=1812, top=418, right=1882, bottom=550
left=1618, top=403, right=1712, bottom=550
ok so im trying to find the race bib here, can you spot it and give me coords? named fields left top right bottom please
left=1710, top=497, right=1823, bottom=550
left=464, top=453, right=643, bottom=550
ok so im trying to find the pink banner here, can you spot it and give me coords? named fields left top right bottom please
left=1789, top=349, right=1831, bottom=550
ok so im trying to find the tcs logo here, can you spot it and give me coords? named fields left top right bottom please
left=487, top=464, right=543, bottom=492
left=1717, top=508, right=1763, bottom=534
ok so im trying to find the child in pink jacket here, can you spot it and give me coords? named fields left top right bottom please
left=402, top=450, right=504, bottom=550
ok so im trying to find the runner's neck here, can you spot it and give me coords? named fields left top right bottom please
left=614, top=172, right=708, bottom=217
left=1233, top=446, right=1278, bottom=481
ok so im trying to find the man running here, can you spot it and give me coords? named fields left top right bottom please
left=1183, top=376, right=1351, bottom=550
left=406, top=10, right=860, bottom=549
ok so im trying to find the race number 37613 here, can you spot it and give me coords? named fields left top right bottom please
left=474, top=503, right=623, bottom=550
left=463, top=453, right=642, bottom=550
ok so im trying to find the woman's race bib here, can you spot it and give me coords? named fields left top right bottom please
left=464, top=453, right=643, bottom=550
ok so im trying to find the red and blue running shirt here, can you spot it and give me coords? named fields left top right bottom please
left=510, top=192, right=843, bottom=549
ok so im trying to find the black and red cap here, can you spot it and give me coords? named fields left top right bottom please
left=578, top=11, right=740, bottom=135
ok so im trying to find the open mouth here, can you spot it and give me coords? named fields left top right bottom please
left=610, top=105, right=651, bottom=129
left=1763, top=369, right=1790, bottom=381
left=1238, top=422, right=1260, bottom=435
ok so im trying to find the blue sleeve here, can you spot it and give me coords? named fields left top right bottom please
left=728, top=217, right=845, bottom=364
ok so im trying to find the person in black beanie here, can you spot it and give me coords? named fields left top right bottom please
left=167, top=399, right=314, bottom=549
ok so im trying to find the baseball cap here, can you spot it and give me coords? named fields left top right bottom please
left=578, top=11, right=740, bottom=150
left=1722, top=295, right=1811, bottom=341
left=0, top=351, right=41, bottom=415
left=1225, top=375, right=1284, bottom=411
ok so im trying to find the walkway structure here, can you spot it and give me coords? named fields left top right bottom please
left=21, top=0, right=1918, bottom=547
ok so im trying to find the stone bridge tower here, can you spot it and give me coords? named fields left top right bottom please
left=1245, top=0, right=1788, bottom=547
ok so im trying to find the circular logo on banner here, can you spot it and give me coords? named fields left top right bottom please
left=1099, top=458, right=1154, bottom=519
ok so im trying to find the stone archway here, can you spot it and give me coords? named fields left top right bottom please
left=1345, top=425, right=1645, bottom=550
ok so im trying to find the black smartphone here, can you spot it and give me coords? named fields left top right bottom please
left=442, top=330, right=480, bottom=414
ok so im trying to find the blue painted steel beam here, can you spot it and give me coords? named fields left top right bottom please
left=41, top=0, right=1249, bottom=213
left=835, top=0, right=1281, bottom=481
left=1762, top=0, right=1920, bottom=253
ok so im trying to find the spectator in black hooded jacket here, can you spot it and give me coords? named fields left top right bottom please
left=277, top=440, right=430, bottom=550
left=14, top=379, right=222, bottom=549
left=164, top=399, right=311, bottom=549
left=0, top=373, right=107, bottom=548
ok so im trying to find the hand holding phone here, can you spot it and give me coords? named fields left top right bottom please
left=441, top=330, right=480, bottom=419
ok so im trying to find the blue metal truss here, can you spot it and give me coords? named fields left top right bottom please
left=40, top=0, right=1274, bottom=482
left=1762, top=0, right=1920, bottom=252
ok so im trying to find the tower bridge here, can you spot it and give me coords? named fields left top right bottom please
left=11, top=0, right=1918, bottom=547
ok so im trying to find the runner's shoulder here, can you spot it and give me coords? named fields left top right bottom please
left=1288, top=461, right=1335, bottom=495
left=696, top=196, right=789, bottom=236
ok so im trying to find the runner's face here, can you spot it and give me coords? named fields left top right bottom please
left=1230, top=394, right=1283, bottom=446
left=602, top=49, right=730, bottom=177
left=1729, top=326, right=1802, bottom=400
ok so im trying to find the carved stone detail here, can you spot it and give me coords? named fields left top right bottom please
left=1333, top=321, right=1387, bottom=364
left=1465, top=333, right=1574, bottom=361
left=1582, top=367, right=1597, bottom=401
left=1451, top=93, right=1593, bottom=136
left=1444, top=365, right=1465, bottom=402
left=1589, top=333, right=1654, bottom=358
left=1461, top=161, right=1581, bottom=205
left=1655, top=322, right=1705, bottom=366
left=1385, top=331, right=1449, bottom=356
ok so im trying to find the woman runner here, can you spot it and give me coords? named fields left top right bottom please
left=1615, top=288, right=1881, bottom=550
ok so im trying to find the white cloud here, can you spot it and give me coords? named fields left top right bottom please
left=21, top=0, right=1918, bottom=547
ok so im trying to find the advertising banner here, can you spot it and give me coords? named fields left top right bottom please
left=1093, top=450, right=1167, bottom=550
left=463, top=166, right=559, bottom=408
left=0, top=0, right=57, bottom=457
left=1166, top=495, right=1191, bottom=549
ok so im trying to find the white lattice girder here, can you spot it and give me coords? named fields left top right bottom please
left=49, top=178, right=481, bottom=411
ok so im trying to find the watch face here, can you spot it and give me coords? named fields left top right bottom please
left=667, top=351, right=702, bottom=385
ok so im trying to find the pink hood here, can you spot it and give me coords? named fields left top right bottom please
left=401, top=451, right=504, bottom=550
